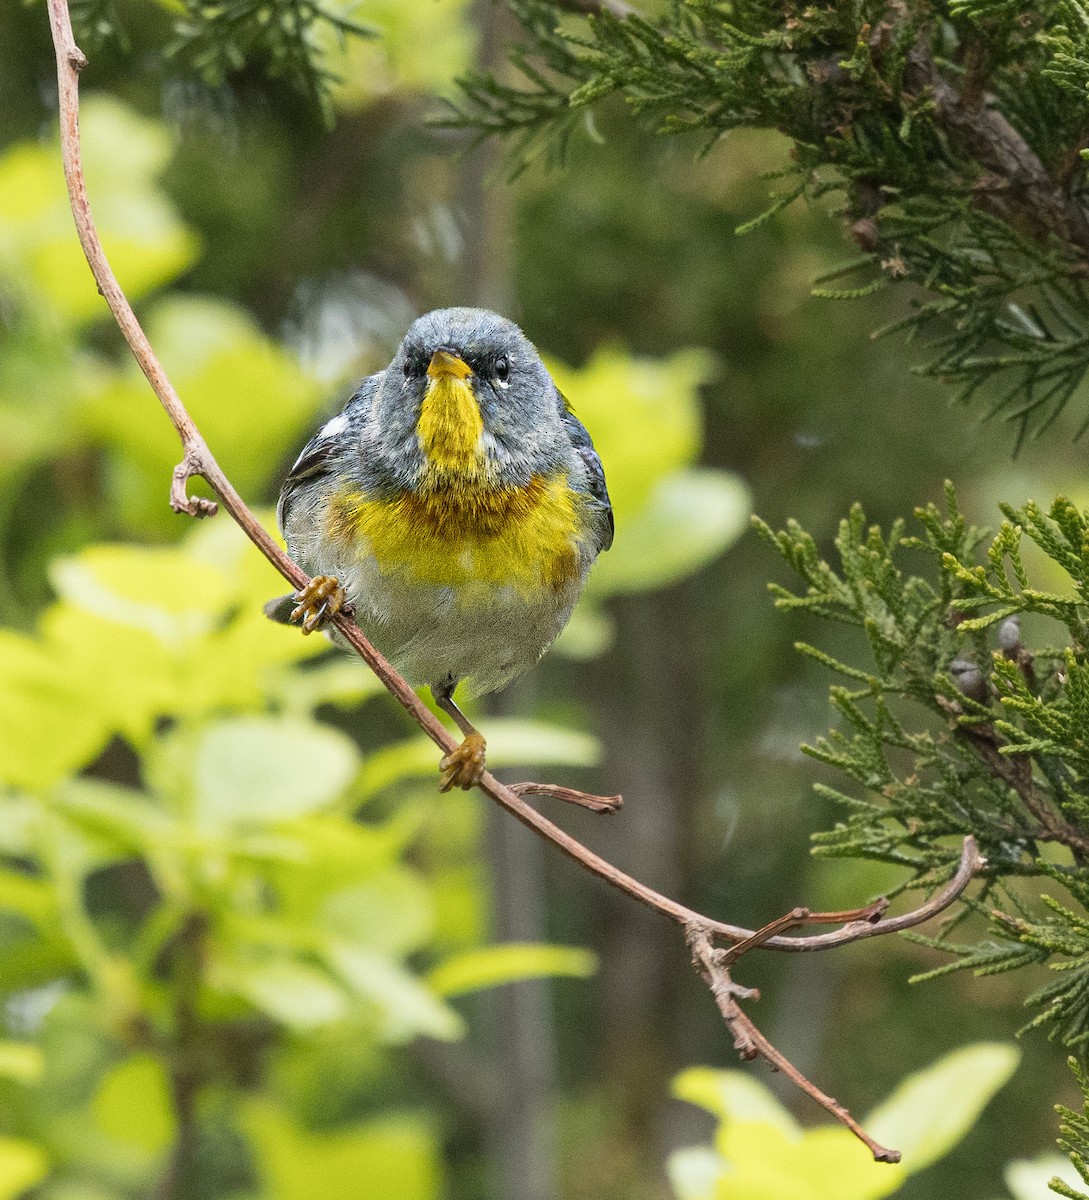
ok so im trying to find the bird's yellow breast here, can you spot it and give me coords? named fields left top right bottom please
left=325, top=474, right=584, bottom=603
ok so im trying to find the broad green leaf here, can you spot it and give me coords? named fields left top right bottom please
left=269, top=815, right=407, bottom=901
left=325, top=944, right=463, bottom=1042
left=49, top=544, right=234, bottom=643
left=229, top=959, right=349, bottom=1030
left=92, top=1055, right=175, bottom=1156
left=553, top=602, right=616, bottom=660
left=187, top=613, right=328, bottom=717
left=1005, top=1153, right=1084, bottom=1200
left=667, top=1146, right=724, bottom=1200
left=189, top=716, right=359, bottom=828
left=0, top=97, right=197, bottom=325
left=668, top=1050, right=1016, bottom=1200
left=0, top=1137, right=48, bottom=1200
left=178, top=517, right=330, bottom=710
left=266, top=658, right=388, bottom=714
left=0, top=871, right=59, bottom=933
left=243, top=1102, right=441, bottom=1200
left=0, top=327, right=93, bottom=480
left=713, top=1123, right=905, bottom=1200
left=52, top=778, right=175, bottom=854
left=546, top=346, right=715, bottom=521
left=37, top=1185, right=123, bottom=1200
left=0, top=1043, right=44, bottom=1084
left=84, top=297, right=322, bottom=534
left=0, top=630, right=110, bottom=790
left=428, top=943, right=597, bottom=996
left=357, top=718, right=599, bottom=799
left=38, top=606, right=177, bottom=747
left=320, top=869, right=435, bottom=956
left=672, top=1068, right=799, bottom=1136
left=865, top=1043, right=1020, bottom=1173
left=182, top=507, right=284, bottom=602
left=0, top=793, right=42, bottom=859
left=325, top=0, right=472, bottom=106
left=589, top=469, right=751, bottom=596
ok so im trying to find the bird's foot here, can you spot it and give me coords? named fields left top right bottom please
left=438, top=732, right=487, bottom=792
left=289, top=575, right=347, bottom=634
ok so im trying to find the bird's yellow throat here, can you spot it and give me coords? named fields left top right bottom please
left=417, top=353, right=485, bottom=474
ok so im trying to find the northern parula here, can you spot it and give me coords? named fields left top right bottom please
left=266, top=307, right=613, bottom=791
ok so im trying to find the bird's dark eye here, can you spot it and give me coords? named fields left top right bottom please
left=495, top=356, right=510, bottom=384
left=403, top=358, right=413, bottom=379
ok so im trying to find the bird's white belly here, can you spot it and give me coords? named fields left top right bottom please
left=329, top=551, right=583, bottom=697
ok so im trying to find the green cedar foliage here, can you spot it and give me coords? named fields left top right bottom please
left=448, top=0, right=1089, bottom=447
left=756, top=487, right=1089, bottom=1193
left=70, top=0, right=377, bottom=118
left=755, top=488, right=1089, bottom=1039
left=1055, top=1058, right=1089, bottom=1198
left=452, top=9, right=1089, bottom=1172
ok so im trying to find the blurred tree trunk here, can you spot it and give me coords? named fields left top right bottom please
left=592, top=588, right=705, bottom=1178
left=458, top=4, right=560, bottom=1199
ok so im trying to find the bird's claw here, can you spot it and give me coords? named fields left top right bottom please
left=438, top=732, right=487, bottom=792
left=289, top=575, right=347, bottom=634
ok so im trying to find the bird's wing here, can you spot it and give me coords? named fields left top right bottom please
left=561, top=401, right=614, bottom=553
left=276, top=375, right=378, bottom=533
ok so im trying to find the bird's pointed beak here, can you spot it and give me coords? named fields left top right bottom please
left=427, top=349, right=473, bottom=381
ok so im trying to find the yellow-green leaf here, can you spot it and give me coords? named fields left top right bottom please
left=229, top=959, right=349, bottom=1030
left=188, top=716, right=360, bottom=828
left=49, top=544, right=234, bottom=643
left=589, top=469, right=751, bottom=596
left=84, top=297, right=322, bottom=534
left=0, top=96, right=197, bottom=326
left=243, top=1102, right=441, bottom=1200
left=0, top=1043, right=43, bottom=1085
left=0, top=1137, right=47, bottom=1200
left=92, top=1055, right=175, bottom=1156
left=672, top=1068, right=799, bottom=1136
left=0, top=631, right=110, bottom=791
left=865, top=1042, right=1020, bottom=1173
left=546, top=346, right=715, bottom=522
left=325, top=944, right=463, bottom=1042
left=428, top=943, right=597, bottom=997
left=319, top=869, right=435, bottom=956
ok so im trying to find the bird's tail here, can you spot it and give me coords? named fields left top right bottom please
left=263, top=594, right=297, bottom=624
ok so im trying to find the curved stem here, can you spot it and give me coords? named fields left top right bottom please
left=43, top=3, right=985, bottom=1158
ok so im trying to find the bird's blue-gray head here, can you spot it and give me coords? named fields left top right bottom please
left=370, top=307, right=569, bottom=489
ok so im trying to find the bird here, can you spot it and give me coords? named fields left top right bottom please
left=266, top=307, right=614, bottom=792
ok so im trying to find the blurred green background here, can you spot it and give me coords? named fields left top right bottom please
left=2, top=1, right=1087, bottom=1198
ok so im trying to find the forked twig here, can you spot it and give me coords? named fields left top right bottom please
left=44, top=1, right=985, bottom=1159
left=688, top=925, right=901, bottom=1163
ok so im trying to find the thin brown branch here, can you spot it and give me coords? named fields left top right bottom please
left=688, top=925, right=901, bottom=1163
left=45, top=2, right=985, bottom=1162
left=509, top=781, right=623, bottom=813
left=904, top=40, right=1089, bottom=258
left=961, top=724, right=1086, bottom=848
left=938, top=696, right=1089, bottom=857
left=718, top=897, right=889, bottom=967
left=170, top=450, right=218, bottom=518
